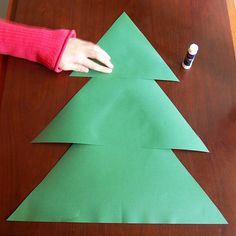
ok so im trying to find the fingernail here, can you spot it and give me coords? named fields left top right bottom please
left=108, top=62, right=114, bottom=69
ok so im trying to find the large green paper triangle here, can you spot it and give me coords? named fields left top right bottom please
left=71, top=12, right=179, bottom=81
left=8, top=144, right=226, bottom=224
left=34, top=78, right=208, bottom=152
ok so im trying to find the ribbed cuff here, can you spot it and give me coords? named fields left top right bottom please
left=54, top=30, right=76, bottom=73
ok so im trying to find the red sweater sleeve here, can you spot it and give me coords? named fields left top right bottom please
left=0, top=19, right=76, bottom=72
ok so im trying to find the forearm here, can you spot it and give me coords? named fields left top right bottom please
left=0, top=19, right=76, bottom=72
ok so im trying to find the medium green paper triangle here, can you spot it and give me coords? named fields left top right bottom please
left=8, top=144, right=226, bottom=224
left=70, top=12, right=179, bottom=81
left=34, top=78, right=208, bottom=152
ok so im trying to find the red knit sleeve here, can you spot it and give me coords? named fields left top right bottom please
left=0, top=19, right=76, bottom=72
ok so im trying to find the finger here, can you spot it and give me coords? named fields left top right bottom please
left=90, top=53, right=114, bottom=69
left=64, top=63, right=89, bottom=73
left=95, top=45, right=111, bottom=60
left=88, top=44, right=111, bottom=60
left=82, top=58, right=113, bottom=73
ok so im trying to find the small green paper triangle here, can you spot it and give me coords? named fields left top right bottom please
left=33, top=79, right=208, bottom=152
left=70, top=12, right=179, bottom=81
left=8, top=145, right=227, bottom=224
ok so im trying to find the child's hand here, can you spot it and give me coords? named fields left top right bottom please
left=59, top=38, right=113, bottom=73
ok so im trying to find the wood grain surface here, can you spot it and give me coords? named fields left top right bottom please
left=0, top=0, right=236, bottom=235
left=226, top=0, right=236, bottom=58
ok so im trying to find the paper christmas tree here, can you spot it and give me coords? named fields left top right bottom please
left=8, top=13, right=227, bottom=224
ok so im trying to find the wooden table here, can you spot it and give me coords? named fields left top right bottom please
left=0, top=0, right=236, bottom=235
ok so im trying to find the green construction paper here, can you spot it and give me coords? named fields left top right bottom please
left=8, top=144, right=226, bottom=224
left=34, top=78, right=208, bottom=152
left=70, top=12, right=179, bottom=82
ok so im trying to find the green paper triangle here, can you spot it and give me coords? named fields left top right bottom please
left=8, top=144, right=226, bottom=224
left=70, top=12, right=179, bottom=81
left=34, top=78, right=208, bottom=152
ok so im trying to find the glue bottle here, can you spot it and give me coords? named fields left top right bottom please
left=182, top=43, right=199, bottom=69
